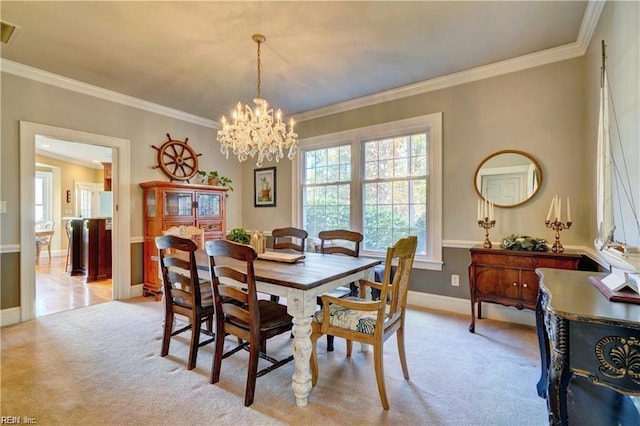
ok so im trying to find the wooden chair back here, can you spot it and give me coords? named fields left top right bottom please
left=377, top=235, right=418, bottom=318
left=272, top=227, right=308, bottom=252
left=155, top=234, right=215, bottom=369
left=205, top=239, right=294, bottom=406
left=318, top=229, right=363, bottom=257
left=206, top=239, right=258, bottom=338
left=156, top=235, right=203, bottom=310
left=162, top=225, right=205, bottom=250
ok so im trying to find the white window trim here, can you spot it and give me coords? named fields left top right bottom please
left=35, top=170, right=54, bottom=223
left=293, top=113, right=443, bottom=271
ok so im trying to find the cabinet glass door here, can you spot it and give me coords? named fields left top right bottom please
left=197, top=192, right=221, bottom=217
left=164, top=191, right=193, bottom=216
left=145, top=191, right=156, bottom=217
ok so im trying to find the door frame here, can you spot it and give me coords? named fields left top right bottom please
left=20, top=121, right=131, bottom=321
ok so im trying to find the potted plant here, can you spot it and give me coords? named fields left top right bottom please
left=196, top=170, right=234, bottom=193
left=227, top=227, right=250, bottom=244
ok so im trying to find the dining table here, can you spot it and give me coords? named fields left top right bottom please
left=175, top=249, right=382, bottom=406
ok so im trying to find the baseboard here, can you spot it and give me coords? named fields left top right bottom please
left=407, top=291, right=536, bottom=328
left=130, top=284, right=144, bottom=298
left=2, top=289, right=534, bottom=328
left=0, top=307, right=21, bottom=327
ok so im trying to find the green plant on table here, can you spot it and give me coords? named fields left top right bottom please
left=500, top=234, right=548, bottom=251
left=227, top=227, right=250, bottom=244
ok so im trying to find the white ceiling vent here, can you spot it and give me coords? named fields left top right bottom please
left=1, top=20, right=20, bottom=44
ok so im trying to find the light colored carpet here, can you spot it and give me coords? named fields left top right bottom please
left=1, top=298, right=548, bottom=425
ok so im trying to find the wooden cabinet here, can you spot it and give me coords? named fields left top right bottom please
left=468, top=245, right=583, bottom=332
left=102, top=162, right=112, bottom=191
left=140, top=181, right=228, bottom=298
left=83, top=218, right=112, bottom=282
left=68, top=218, right=111, bottom=282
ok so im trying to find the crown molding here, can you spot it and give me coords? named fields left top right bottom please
left=292, top=0, right=605, bottom=122
left=0, top=59, right=218, bottom=129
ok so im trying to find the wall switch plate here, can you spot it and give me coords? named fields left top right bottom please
left=451, top=274, right=460, bottom=287
left=0, top=201, right=6, bottom=213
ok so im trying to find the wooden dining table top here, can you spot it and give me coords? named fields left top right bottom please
left=190, top=249, right=382, bottom=291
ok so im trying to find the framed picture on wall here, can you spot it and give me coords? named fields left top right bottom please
left=254, top=167, right=276, bottom=207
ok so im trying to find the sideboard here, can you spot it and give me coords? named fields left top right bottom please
left=467, top=246, right=597, bottom=333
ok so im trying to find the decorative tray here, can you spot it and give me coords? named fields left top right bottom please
left=589, top=276, right=640, bottom=305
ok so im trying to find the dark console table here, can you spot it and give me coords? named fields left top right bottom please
left=536, top=268, right=640, bottom=425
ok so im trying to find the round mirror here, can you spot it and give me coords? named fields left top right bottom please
left=473, top=150, right=542, bottom=208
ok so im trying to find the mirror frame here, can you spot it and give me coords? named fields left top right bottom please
left=473, top=149, right=543, bottom=208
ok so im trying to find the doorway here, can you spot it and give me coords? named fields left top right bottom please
left=20, top=121, right=131, bottom=322
left=34, top=142, right=113, bottom=317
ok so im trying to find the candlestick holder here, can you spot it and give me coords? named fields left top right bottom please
left=545, top=220, right=572, bottom=252
left=477, top=217, right=496, bottom=248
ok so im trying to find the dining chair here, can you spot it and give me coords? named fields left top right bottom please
left=205, top=239, right=294, bottom=407
left=155, top=235, right=215, bottom=370
left=310, top=235, right=418, bottom=409
left=272, top=227, right=308, bottom=252
left=270, top=227, right=308, bottom=302
left=35, top=221, right=55, bottom=265
left=162, top=225, right=205, bottom=250
left=316, top=229, right=363, bottom=351
left=64, top=219, right=73, bottom=272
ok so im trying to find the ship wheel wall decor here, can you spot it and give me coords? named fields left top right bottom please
left=152, top=134, right=202, bottom=182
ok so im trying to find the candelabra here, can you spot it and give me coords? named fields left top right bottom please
left=478, top=217, right=496, bottom=248
left=545, top=219, right=572, bottom=252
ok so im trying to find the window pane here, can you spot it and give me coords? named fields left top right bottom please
left=303, top=144, right=351, bottom=239
left=361, top=131, right=429, bottom=255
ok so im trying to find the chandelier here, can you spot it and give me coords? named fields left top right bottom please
left=217, top=34, right=298, bottom=167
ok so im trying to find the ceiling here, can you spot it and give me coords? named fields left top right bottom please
left=2, top=1, right=591, bottom=126
left=7, top=1, right=594, bottom=167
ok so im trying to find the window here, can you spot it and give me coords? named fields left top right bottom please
left=303, top=145, right=351, bottom=238
left=74, top=181, right=103, bottom=218
left=362, top=133, right=428, bottom=255
left=35, top=171, right=53, bottom=223
left=295, top=113, right=442, bottom=270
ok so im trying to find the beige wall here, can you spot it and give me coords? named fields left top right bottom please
left=1, top=74, right=244, bottom=246
left=245, top=58, right=589, bottom=247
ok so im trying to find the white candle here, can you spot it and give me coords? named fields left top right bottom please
left=490, top=201, right=494, bottom=221
left=558, top=197, right=562, bottom=222
left=554, top=194, right=559, bottom=221
left=485, top=198, right=489, bottom=220
left=567, top=197, right=571, bottom=223
left=546, top=197, right=554, bottom=221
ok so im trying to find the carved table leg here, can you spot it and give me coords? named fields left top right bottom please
left=536, top=289, right=550, bottom=398
left=291, top=315, right=312, bottom=406
left=547, top=314, right=571, bottom=426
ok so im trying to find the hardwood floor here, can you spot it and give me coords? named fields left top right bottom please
left=35, top=255, right=112, bottom=317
